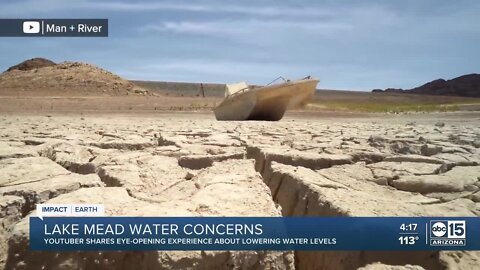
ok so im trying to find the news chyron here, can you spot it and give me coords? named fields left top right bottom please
left=30, top=206, right=480, bottom=251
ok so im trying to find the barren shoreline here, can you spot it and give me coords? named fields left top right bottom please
left=1, top=111, right=479, bottom=269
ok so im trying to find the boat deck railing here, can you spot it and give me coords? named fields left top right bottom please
left=266, top=76, right=288, bottom=86
left=224, top=76, right=313, bottom=99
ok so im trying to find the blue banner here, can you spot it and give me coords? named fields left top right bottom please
left=30, top=217, right=480, bottom=251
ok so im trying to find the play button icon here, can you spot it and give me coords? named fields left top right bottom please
left=23, top=21, right=40, bottom=34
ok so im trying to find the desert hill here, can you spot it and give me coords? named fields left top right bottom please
left=6, top=57, right=56, bottom=72
left=0, top=58, right=148, bottom=96
left=372, top=74, right=480, bottom=97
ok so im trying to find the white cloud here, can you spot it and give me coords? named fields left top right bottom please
left=138, top=19, right=352, bottom=39
left=0, top=0, right=332, bottom=17
left=139, top=21, right=246, bottom=37
left=90, top=1, right=327, bottom=17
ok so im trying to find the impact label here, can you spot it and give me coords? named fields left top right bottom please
left=36, top=204, right=105, bottom=220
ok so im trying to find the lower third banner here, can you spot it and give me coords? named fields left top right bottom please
left=30, top=217, right=480, bottom=251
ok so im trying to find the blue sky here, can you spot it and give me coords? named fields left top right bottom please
left=0, top=0, right=479, bottom=90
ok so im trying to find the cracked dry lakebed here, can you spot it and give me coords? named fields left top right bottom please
left=0, top=112, right=479, bottom=270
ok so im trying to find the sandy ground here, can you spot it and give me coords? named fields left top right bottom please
left=0, top=96, right=219, bottom=113
left=1, top=111, right=479, bottom=269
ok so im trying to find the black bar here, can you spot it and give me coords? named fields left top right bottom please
left=0, top=19, right=108, bottom=37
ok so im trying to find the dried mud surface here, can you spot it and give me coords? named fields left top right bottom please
left=0, top=112, right=479, bottom=270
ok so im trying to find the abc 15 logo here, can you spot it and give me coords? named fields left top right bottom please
left=430, top=220, right=466, bottom=239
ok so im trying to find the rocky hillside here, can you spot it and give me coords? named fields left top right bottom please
left=6, top=57, right=56, bottom=72
left=372, top=74, right=480, bottom=97
left=0, top=58, right=148, bottom=96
